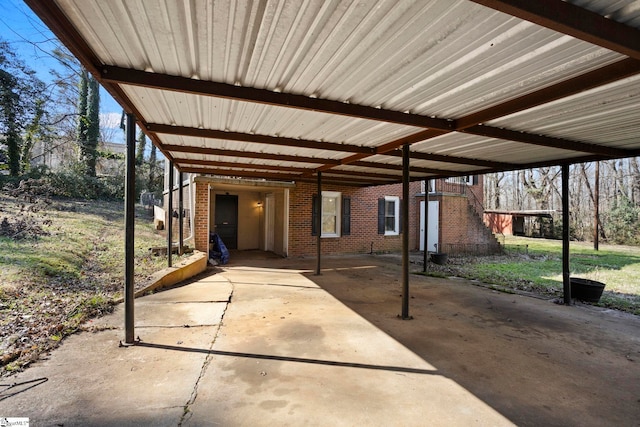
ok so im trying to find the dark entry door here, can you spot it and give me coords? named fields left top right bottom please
left=215, top=195, right=238, bottom=249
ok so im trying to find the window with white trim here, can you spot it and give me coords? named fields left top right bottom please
left=322, top=191, right=341, bottom=237
left=312, top=192, right=350, bottom=237
left=382, top=196, right=399, bottom=235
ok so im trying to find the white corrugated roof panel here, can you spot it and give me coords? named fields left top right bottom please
left=488, top=74, right=640, bottom=148
left=28, top=0, right=640, bottom=185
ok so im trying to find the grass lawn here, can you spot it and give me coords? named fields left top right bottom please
left=439, top=236, right=640, bottom=315
left=0, top=196, right=185, bottom=376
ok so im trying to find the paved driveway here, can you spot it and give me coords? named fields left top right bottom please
left=1, top=253, right=638, bottom=426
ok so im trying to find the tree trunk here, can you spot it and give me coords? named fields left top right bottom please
left=136, top=127, right=146, bottom=166
left=85, top=76, right=100, bottom=177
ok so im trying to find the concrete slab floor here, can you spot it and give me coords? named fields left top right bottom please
left=1, top=253, right=639, bottom=426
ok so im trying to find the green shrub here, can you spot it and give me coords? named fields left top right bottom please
left=605, top=197, right=640, bottom=245
left=2, top=169, right=125, bottom=200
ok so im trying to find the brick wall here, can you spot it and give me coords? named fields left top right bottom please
left=288, top=181, right=423, bottom=257
left=435, top=194, right=470, bottom=245
left=192, top=176, right=497, bottom=258
left=194, top=181, right=209, bottom=252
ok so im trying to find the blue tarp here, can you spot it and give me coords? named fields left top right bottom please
left=209, top=232, right=230, bottom=265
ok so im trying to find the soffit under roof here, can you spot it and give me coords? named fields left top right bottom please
left=26, top=0, right=640, bottom=187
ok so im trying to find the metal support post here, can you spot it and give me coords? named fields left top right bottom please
left=124, top=114, right=136, bottom=344
left=178, top=171, right=184, bottom=255
left=401, top=144, right=411, bottom=319
left=423, top=180, right=429, bottom=273
left=167, top=161, right=174, bottom=268
left=562, top=164, right=571, bottom=305
left=594, top=161, right=600, bottom=251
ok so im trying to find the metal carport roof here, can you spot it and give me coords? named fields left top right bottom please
left=26, top=0, right=640, bottom=186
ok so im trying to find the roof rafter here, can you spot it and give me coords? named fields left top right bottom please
left=173, top=158, right=311, bottom=174
left=350, top=58, right=640, bottom=171
left=350, top=160, right=450, bottom=175
left=317, top=168, right=403, bottom=181
left=146, top=123, right=375, bottom=155
left=464, top=125, right=633, bottom=157
left=180, top=167, right=387, bottom=186
left=101, top=66, right=454, bottom=130
left=455, top=58, right=640, bottom=129
left=470, top=0, right=640, bottom=60
left=384, top=150, right=508, bottom=169
left=104, top=65, right=637, bottom=174
left=153, top=123, right=504, bottom=170
left=160, top=144, right=339, bottom=165
left=428, top=152, right=640, bottom=182
left=178, top=167, right=301, bottom=181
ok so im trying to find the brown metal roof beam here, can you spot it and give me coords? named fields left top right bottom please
left=320, top=174, right=398, bottom=184
left=317, top=169, right=402, bottom=181
left=385, top=150, right=508, bottom=169
left=351, top=160, right=452, bottom=175
left=172, top=159, right=311, bottom=174
left=147, top=123, right=375, bottom=155
left=160, top=144, right=340, bottom=165
left=374, top=129, right=450, bottom=152
left=463, top=125, right=631, bottom=157
left=470, top=0, right=640, bottom=60
left=429, top=152, right=639, bottom=181
left=297, top=177, right=375, bottom=187
left=181, top=167, right=382, bottom=186
left=456, top=58, right=640, bottom=129
left=314, top=158, right=448, bottom=175
left=370, top=58, right=640, bottom=162
left=101, top=66, right=454, bottom=130
left=180, top=167, right=301, bottom=181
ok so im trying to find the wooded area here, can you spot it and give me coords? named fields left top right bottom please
left=484, top=159, right=640, bottom=245
left=0, top=39, right=162, bottom=199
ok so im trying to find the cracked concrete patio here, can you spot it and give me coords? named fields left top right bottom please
left=1, top=253, right=638, bottom=426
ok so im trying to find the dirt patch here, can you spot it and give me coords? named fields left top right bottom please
left=245, top=253, right=640, bottom=427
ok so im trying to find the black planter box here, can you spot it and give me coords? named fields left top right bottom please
left=430, top=253, right=448, bottom=265
left=570, top=277, right=606, bottom=303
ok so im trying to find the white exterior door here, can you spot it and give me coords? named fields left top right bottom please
left=419, top=200, right=439, bottom=252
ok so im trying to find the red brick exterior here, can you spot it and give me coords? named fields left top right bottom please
left=194, top=181, right=209, bottom=252
left=192, top=176, right=499, bottom=258
left=288, top=181, right=421, bottom=256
